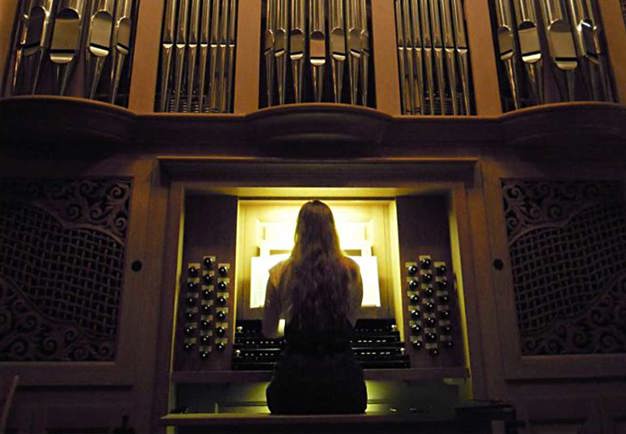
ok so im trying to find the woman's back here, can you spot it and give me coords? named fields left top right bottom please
left=263, top=201, right=368, bottom=414
left=262, top=256, right=363, bottom=338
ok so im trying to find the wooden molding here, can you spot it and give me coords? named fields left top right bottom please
left=1, top=98, right=625, bottom=160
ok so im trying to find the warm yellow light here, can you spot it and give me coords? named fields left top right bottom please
left=242, top=200, right=389, bottom=309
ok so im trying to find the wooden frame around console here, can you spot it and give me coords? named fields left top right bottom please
left=151, top=157, right=486, bottom=425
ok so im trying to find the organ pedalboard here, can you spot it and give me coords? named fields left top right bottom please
left=406, top=254, right=454, bottom=357
left=232, top=319, right=410, bottom=370
left=182, top=256, right=231, bottom=359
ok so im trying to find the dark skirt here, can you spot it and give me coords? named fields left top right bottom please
left=266, top=348, right=367, bottom=414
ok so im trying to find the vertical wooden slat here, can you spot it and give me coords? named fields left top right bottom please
left=234, top=0, right=262, bottom=114
left=598, top=0, right=626, bottom=104
left=464, top=0, right=502, bottom=115
left=371, top=0, right=401, bottom=115
left=151, top=180, right=186, bottom=433
left=449, top=184, right=488, bottom=399
left=0, top=0, right=18, bottom=95
left=128, top=0, right=167, bottom=113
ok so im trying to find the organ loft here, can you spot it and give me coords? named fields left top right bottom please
left=0, top=1, right=625, bottom=433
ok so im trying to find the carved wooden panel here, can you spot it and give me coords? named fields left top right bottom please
left=502, top=180, right=626, bottom=355
left=0, top=179, right=132, bottom=361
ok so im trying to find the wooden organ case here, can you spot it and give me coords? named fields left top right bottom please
left=167, top=184, right=474, bottom=415
left=0, top=1, right=626, bottom=433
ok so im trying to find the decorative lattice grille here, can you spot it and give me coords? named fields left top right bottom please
left=502, top=180, right=626, bottom=355
left=0, top=179, right=132, bottom=361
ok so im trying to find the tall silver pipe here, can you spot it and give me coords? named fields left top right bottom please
left=329, top=0, right=346, bottom=103
left=309, top=0, right=326, bottom=102
left=429, top=0, right=446, bottom=114
left=290, top=0, right=305, bottom=103
left=22, top=0, right=56, bottom=94
left=110, top=0, right=133, bottom=104
left=440, top=0, right=458, bottom=114
left=225, top=0, right=237, bottom=111
left=186, top=0, right=201, bottom=110
left=6, top=0, right=33, bottom=96
left=197, top=0, right=210, bottom=110
left=402, top=0, right=420, bottom=114
left=399, top=0, right=415, bottom=113
left=396, top=0, right=411, bottom=113
left=264, top=0, right=276, bottom=106
left=512, top=0, right=543, bottom=104
left=583, top=0, right=612, bottom=101
left=49, top=0, right=87, bottom=95
left=208, top=0, right=221, bottom=110
left=173, top=0, right=190, bottom=111
left=274, top=0, right=288, bottom=105
left=217, top=0, right=230, bottom=111
left=495, top=0, right=521, bottom=109
left=86, top=0, right=115, bottom=99
left=346, top=0, right=362, bottom=105
left=409, top=0, right=424, bottom=114
left=450, top=0, right=470, bottom=114
left=419, top=0, right=435, bottom=114
left=159, top=0, right=178, bottom=111
left=539, top=0, right=578, bottom=101
left=359, top=0, right=369, bottom=106
left=568, top=0, right=611, bottom=101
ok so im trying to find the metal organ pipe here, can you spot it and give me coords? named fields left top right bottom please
left=110, top=0, right=133, bottom=104
left=309, top=0, right=327, bottom=103
left=408, top=0, right=424, bottom=115
left=494, top=0, right=521, bottom=109
left=451, top=0, right=471, bottom=114
left=3, top=0, right=136, bottom=104
left=159, top=0, right=177, bottom=111
left=157, top=0, right=238, bottom=112
left=5, top=0, right=33, bottom=96
left=395, top=0, right=473, bottom=115
left=290, top=0, right=306, bottom=103
left=539, top=0, right=578, bottom=101
left=512, top=0, right=543, bottom=105
left=22, top=0, right=55, bottom=94
left=440, top=0, right=458, bottom=114
left=263, top=0, right=373, bottom=106
left=86, top=0, right=115, bottom=99
left=396, top=0, right=411, bottom=114
left=419, top=0, right=436, bottom=114
left=329, top=0, right=346, bottom=103
left=567, top=0, right=612, bottom=101
left=490, top=0, right=614, bottom=110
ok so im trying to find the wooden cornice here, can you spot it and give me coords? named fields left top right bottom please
left=1, top=96, right=625, bottom=160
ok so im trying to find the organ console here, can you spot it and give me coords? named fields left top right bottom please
left=166, top=192, right=470, bottom=414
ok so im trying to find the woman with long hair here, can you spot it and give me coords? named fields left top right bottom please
left=263, top=200, right=367, bottom=414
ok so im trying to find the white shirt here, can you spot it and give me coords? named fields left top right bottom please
left=262, top=257, right=364, bottom=338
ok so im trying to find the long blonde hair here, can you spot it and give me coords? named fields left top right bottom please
left=282, top=200, right=351, bottom=330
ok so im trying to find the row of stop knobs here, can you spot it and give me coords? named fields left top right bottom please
left=406, top=255, right=453, bottom=357
left=182, top=256, right=230, bottom=358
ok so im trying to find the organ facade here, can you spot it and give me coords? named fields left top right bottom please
left=0, top=1, right=625, bottom=433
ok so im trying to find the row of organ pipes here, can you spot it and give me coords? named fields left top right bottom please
left=3, top=0, right=135, bottom=105
left=158, top=0, right=238, bottom=113
left=263, top=0, right=372, bottom=106
left=395, top=0, right=473, bottom=115
left=3, top=0, right=618, bottom=114
left=493, top=0, right=614, bottom=110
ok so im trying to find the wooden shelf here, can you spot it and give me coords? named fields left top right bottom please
left=161, top=412, right=448, bottom=426
left=171, top=367, right=469, bottom=384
